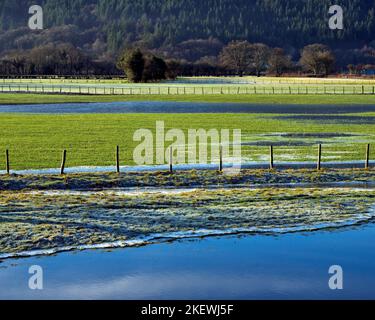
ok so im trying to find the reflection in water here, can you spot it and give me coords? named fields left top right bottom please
left=0, top=161, right=374, bottom=175
left=1, top=223, right=375, bottom=299
left=44, top=272, right=316, bottom=300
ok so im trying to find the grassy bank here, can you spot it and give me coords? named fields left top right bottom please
left=1, top=93, right=375, bottom=105
left=1, top=169, right=374, bottom=191
left=1, top=183, right=374, bottom=255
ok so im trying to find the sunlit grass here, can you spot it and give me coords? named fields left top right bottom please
left=1, top=93, right=375, bottom=105
left=0, top=113, right=373, bottom=170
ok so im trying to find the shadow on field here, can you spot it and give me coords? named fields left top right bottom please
left=273, top=115, right=375, bottom=124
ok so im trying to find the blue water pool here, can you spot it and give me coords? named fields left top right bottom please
left=1, top=101, right=375, bottom=114
left=1, top=221, right=375, bottom=299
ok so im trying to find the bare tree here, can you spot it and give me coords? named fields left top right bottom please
left=219, top=41, right=253, bottom=76
left=300, top=44, right=335, bottom=75
left=268, top=48, right=292, bottom=76
left=250, top=43, right=270, bottom=76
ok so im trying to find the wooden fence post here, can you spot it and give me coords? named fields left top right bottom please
left=169, top=147, right=173, bottom=173
left=5, top=149, right=10, bottom=175
left=60, top=150, right=67, bottom=175
left=219, top=144, right=223, bottom=172
left=365, top=144, right=370, bottom=170
left=317, top=144, right=322, bottom=171
left=116, top=145, right=120, bottom=173
left=269, top=145, right=274, bottom=170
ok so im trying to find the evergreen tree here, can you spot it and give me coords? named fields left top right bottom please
left=117, top=48, right=145, bottom=82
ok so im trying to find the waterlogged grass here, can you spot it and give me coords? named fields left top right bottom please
left=0, top=186, right=374, bottom=255
left=1, top=169, right=375, bottom=191
left=0, top=113, right=374, bottom=169
left=2, top=93, right=375, bottom=105
left=0, top=169, right=374, bottom=255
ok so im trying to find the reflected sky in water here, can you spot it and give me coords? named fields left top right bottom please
left=1, top=222, right=375, bottom=299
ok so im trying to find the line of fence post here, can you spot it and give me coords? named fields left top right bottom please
left=60, top=150, right=67, bottom=175
left=5, top=149, right=10, bottom=175
left=4, top=83, right=375, bottom=96
left=317, top=144, right=322, bottom=171
left=116, top=145, right=120, bottom=173
left=0, top=144, right=372, bottom=176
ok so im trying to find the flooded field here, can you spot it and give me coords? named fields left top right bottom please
left=1, top=101, right=375, bottom=114
left=0, top=99, right=374, bottom=299
left=0, top=169, right=374, bottom=259
left=1, top=222, right=375, bottom=299
left=0, top=102, right=374, bottom=169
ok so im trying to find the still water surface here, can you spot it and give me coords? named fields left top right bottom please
left=1, top=101, right=375, bottom=114
left=1, top=222, right=375, bottom=299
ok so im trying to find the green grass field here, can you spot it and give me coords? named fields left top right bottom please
left=3, top=76, right=375, bottom=85
left=1, top=76, right=374, bottom=170
left=0, top=113, right=374, bottom=170
left=1, top=93, right=375, bottom=105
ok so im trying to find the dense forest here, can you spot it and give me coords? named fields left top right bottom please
left=1, top=0, right=375, bottom=75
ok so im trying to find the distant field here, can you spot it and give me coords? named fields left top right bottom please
left=2, top=76, right=375, bottom=96
left=1, top=93, right=375, bottom=105
left=2, top=75, right=375, bottom=104
left=0, top=112, right=373, bottom=170
left=3, top=76, right=375, bottom=85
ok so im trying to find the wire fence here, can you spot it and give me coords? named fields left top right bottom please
left=2, top=144, right=372, bottom=175
left=1, top=84, right=375, bottom=95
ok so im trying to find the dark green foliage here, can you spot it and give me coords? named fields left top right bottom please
left=142, top=56, right=167, bottom=82
left=1, top=0, right=375, bottom=73
left=1, top=0, right=375, bottom=53
left=117, top=48, right=145, bottom=82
